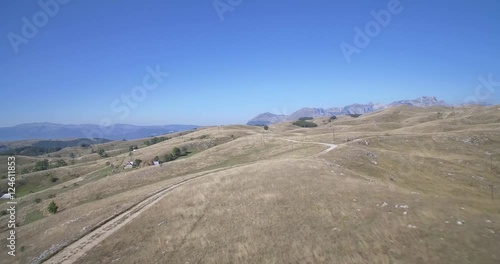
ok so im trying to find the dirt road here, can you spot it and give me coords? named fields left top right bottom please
left=41, top=138, right=337, bottom=263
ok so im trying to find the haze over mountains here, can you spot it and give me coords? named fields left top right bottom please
left=247, top=96, right=446, bottom=125
left=0, top=123, right=199, bottom=141
left=0, top=96, right=456, bottom=141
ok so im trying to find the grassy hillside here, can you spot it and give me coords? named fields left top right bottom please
left=1, top=105, right=499, bottom=264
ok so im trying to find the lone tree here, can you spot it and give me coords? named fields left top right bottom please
left=48, top=201, right=58, bottom=214
left=97, top=148, right=108, bottom=157
left=172, top=147, right=181, bottom=157
left=181, top=146, right=188, bottom=155
left=263, top=125, right=269, bottom=130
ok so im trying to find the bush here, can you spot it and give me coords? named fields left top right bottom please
left=144, top=137, right=169, bottom=146
left=263, top=125, right=269, bottom=130
left=172, top=147, right=181, bottom=157
left=47, top=201, right=58, bottom=214
left=164, top=154, right=174, bottom=162
left=35, top=198, right=42, bottom=203
left=348, top=114, right=362, bottom=118
left=329, top=116, right=337, bottom=122
left=298, top=117, right=314, bottom=121
left=55, top=159, right=67, bottom=167
left=293, top=120, right=318, bottom=128
left=97, top=148, right=108, bottom=157
left=133, top=159, right=142, bottom=167
left=181, top=147, right=188, bottom=155
left=50, top=177, right=59, bottom=183
left=33, top=159, right=49, bottom=171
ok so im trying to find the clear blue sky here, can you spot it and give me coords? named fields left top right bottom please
left=1, top=0, right=499, bottom=126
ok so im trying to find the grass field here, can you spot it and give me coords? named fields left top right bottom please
left=0, top=105, right=499, bottom=264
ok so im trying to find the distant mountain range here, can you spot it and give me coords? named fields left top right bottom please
left=0, top=123, right=199, bottom=141
left=247, top=96, right=446, bottom=125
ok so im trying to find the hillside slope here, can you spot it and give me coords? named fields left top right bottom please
left=1, top=105, right=499, bottom=264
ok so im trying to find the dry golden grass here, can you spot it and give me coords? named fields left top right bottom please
left=76, top=159, right=500, bottom=264
left=1, top=105, right=499, bottom=263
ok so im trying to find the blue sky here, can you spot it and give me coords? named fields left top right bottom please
left=1, top=0, right=499, bottom=126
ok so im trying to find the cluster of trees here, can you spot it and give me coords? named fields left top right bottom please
left=33, top=159, right=68, bottom=172
left=298, top=117, right=314, bottom=121
left=293, top=120, right=318, bottom=128
left=1, top=139, right=112, bottom=156
left=34, top=160, right=49, bottom=171
left=1, top=146, right=61, bottom=156
left=144, top=136, right=170, bottom=146
left=348, top=114, right=362, bottom=118
left=329, top=116, right=337, bottom=121
left=163, top=146, right=188, bottom=162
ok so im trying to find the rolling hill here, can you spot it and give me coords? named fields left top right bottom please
left=0, top=105, right=499, bottom=264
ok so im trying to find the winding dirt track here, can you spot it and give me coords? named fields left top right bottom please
left=42, top=138, right=337, bottom=264
left=281, top=138, right=337, bottom=157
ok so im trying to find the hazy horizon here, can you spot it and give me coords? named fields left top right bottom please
left=2, top=0, right=499, bottom=127
left=0, top=95, right=464, bottom=127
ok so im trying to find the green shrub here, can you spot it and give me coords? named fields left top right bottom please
left=97, top=148, right=108, bottom=157
left=263, top=125, right=269, bottom=130
left=172, top=147, right=181, bottom=157
left=181, top=147, right=188, bottom=155
left=133, top=159, right=142, bottom=167
left=33, top=159, right=49, bottom=171
left=47, top=201, right=58, bottom=214
left=293, top=120, right=318, bottom=128
left=55, top=159, right=67, bottom=167
left=298, top=117, right=314, bottom=121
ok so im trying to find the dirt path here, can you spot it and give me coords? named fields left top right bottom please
left=41, top=137, right=337, bottom=264
left=40, top=167, right=228, bottom=264
left=281, top=138, right=337, bottom=157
